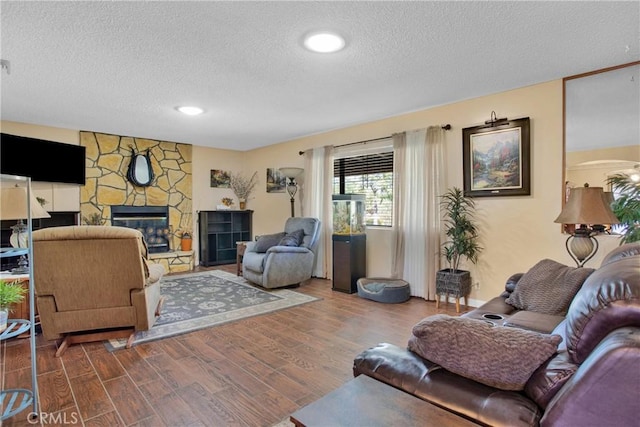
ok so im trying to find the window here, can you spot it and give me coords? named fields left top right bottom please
left=333, top=151, right=394, bottom=226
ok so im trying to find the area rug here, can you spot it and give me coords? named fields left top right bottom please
left=105, top=270, right=319, bottom=350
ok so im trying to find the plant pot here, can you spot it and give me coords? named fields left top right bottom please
left=239, top=199, right=246, bottom=210
left=0, top=308, right=8, bottom=332
left=180, top=238, right=193, bottom=252
left=436, top=269, right=472, bottom=297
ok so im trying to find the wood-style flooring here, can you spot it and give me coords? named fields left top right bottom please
left=1, top=265, right=465, bottom=427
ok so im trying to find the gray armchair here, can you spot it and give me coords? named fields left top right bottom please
left=243, top=217, right=320, bottom=289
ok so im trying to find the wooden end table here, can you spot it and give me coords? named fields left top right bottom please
left=236, top=241, right=248, bottom=276
left=290, top=375, right=478, bottom=427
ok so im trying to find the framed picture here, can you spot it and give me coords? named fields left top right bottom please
left=210, top=169, right=231, bottom=188
left=266, top=168, right=286, bottom=193
left=462, top=117, right=530, bottom=197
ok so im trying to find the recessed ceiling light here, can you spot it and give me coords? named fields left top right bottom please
left=304, top=32, right=345, bottom=53
left=176, top=106, right=204, bottom=116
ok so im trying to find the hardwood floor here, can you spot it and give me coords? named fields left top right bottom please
left=1, top=265, right=465, bottom=427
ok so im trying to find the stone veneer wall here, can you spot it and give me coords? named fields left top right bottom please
left=80, top=132, right=193, bottom=271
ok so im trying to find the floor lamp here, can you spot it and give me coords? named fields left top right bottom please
left=279, top=167, right=304, bottom=217
left=0, top=184, right=50, bottom=273
left=554, top=185, right=619, bottom=267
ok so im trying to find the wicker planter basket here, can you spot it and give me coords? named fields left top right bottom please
left=436, top=269, right=471, bottom=298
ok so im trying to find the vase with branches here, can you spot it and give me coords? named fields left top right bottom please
left=230, top=171, right=258, bottom=209
left=607, top=172, right=640, bottom=244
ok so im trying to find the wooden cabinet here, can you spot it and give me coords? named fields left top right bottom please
left=332, top=234, right=366, bottom=293
left=198, top=210, right=253, bottom=266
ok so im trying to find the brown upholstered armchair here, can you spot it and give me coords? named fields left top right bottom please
left=32, top=225, right=165, bottom=356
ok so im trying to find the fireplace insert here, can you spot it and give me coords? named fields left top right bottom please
left=111, top=205, right=170, bottom=253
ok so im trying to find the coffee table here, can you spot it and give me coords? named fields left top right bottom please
left=290, top=375, right=478, bottom=426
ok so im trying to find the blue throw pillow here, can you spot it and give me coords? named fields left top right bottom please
left=254, top=232, right=286, bottom=253
left=279, top=229, right=305, bottom=247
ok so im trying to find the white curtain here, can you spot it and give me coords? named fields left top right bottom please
left=303, top=146, right=334, bottom=279
left=391, top=126, right=446, bottom=299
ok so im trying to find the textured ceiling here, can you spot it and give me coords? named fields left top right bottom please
left=1, top=1, right=639, bottom=151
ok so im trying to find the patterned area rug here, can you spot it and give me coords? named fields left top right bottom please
left=105, top=270, right=319, bottom=350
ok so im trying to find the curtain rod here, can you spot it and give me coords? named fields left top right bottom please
left=298, top=124, right=451, bottom=155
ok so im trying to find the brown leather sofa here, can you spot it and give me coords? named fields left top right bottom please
left=33, top=225, right=165, bottom=355
left=353, top=242, right=640, bottom=427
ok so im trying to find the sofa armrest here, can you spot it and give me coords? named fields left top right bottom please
left=353, top=343, right=541, bottom=427
left=145, top=262, right=165, bottom=287
left=266, top=245, right=312, bottom=254
left=505, top=273, right=524, bottom=294
left=541, top=327, right=640, bottom=427
left=245, top=241, right=258, bottom=253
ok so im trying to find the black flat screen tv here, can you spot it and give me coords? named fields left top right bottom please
left=0, top=133, right=86, bottom=185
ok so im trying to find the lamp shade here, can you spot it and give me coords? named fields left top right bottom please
left=554, top=186, right=619, bottom=225
left=0, top=186, right=51, bottom=220
left=279, top=167, right=304, bottom=179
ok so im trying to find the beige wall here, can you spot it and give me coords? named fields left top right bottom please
left=241, top=80, right=620, bottom=303
left=2, top=79, right=622, bottom=303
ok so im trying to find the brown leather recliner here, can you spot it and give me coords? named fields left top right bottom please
left=33, top=225, right=165, bottom=356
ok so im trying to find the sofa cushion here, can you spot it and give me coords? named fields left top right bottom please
left=284, top=217, right=319, bottom=249
left=408, top=314, right=562, bottom=391
left=505, top=259, right=594, bottom=316
left=503, top=310, right=565, bottom=334
left=278, top=229, right=305, bottom=247
left=565, top=255, right=640, bottom=364
left=254, top=232, right=286, bottom=253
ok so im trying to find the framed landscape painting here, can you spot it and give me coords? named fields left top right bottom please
left=266, top=168, right=286, bottom=193
left=462, top=117, right=530, bottom=197
left=210, top=169, right=231, bottom=188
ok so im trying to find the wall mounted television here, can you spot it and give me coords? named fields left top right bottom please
left=0, top=133, right=86, bottom=185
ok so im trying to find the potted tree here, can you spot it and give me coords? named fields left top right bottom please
left=437, top=187, right=482, bottom=304
left=0, top=279, right=27, bottom=332
left=607, top=171, right=640, bottom=244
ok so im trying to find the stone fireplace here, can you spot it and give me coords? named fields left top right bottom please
left=80, top=131, right=193, bottom=272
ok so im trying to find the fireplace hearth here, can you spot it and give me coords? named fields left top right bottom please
left=111, top=205, right=170, bottom=253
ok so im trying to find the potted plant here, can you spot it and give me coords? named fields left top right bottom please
left=607, top=171, right=640, bottom=244
left=230, top=171, right=258, bottom=209
left=0, top=279, right=27, bottom=332
left=437, top=187, right=482, bottom=300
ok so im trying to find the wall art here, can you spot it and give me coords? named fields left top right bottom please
left=210, top=169, right=231, bottom=188
left=266, top=168, right=286, bottom=193
left=462, top=117, right=530, bottom=197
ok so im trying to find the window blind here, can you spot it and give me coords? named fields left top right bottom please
left=333, top=152, right=394, bottom=177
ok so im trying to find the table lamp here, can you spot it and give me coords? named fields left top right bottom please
left=554, top=184, right=619, bottom=267
left=279, top=167, right=304, bottom=217
left=0, top=185, right=50, bottom=273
